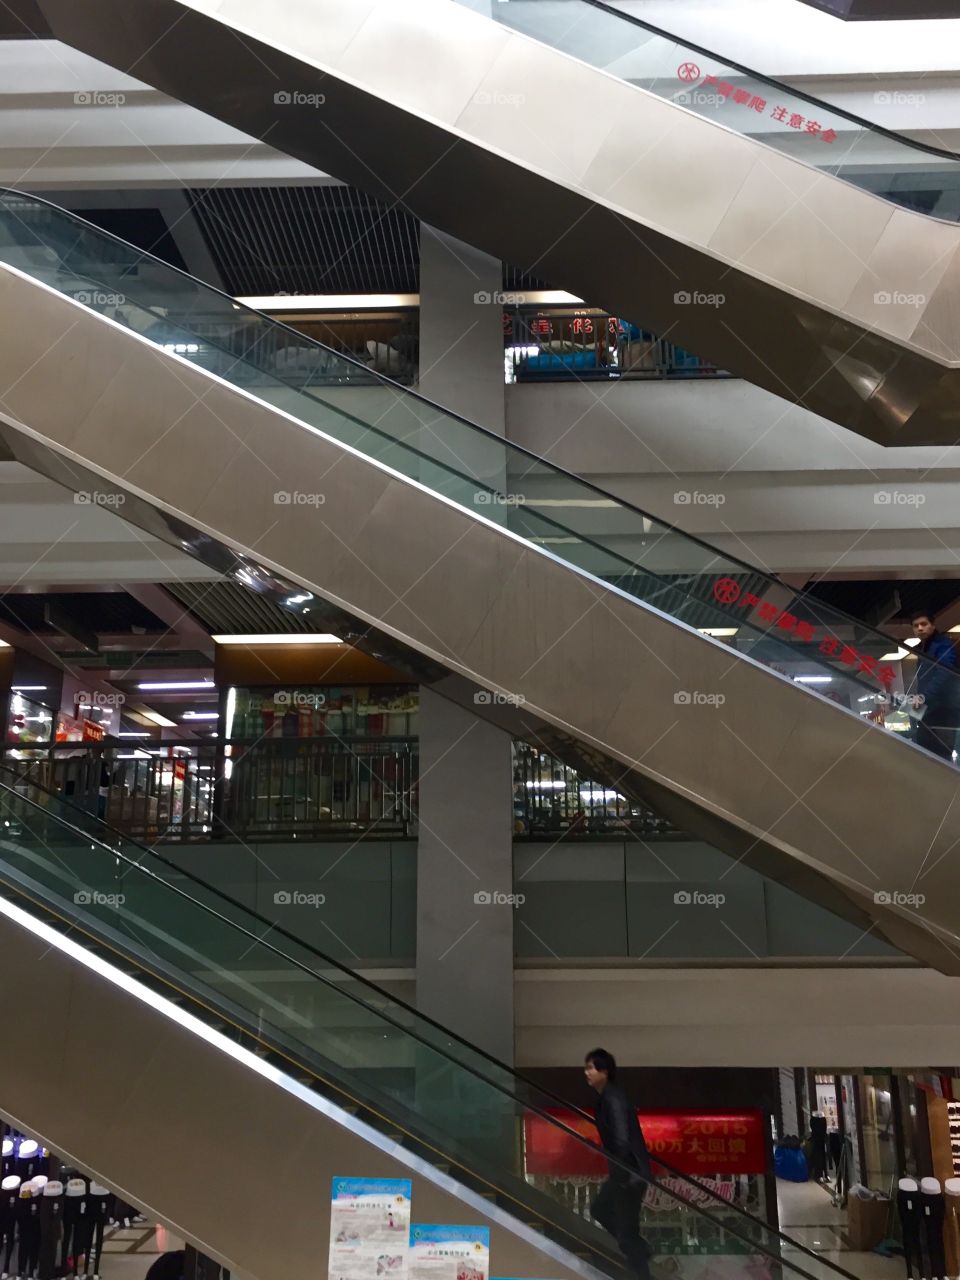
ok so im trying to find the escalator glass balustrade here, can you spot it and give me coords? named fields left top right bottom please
left=0, top=765, right=857, bottom=1280
left=0, top=189, right=954, bottom=765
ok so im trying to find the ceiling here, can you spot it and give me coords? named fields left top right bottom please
left=58, top=184, right=551, bottom=297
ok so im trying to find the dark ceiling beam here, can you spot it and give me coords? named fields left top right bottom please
left=43, top=601, right=98, bottom=655
left=123, top=584, right=216, bottom=660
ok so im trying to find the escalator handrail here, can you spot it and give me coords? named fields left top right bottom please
left=574, top=0, right=960, bottom=161
left=0, top=763, right=857, bottom=1279
left=0, top=188, right=948, bottom=679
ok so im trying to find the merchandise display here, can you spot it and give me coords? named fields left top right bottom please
left=230, top=684, right=418, bottom=741
left=921, top=1178, right=947, bottom=1280
left=898, top=1178, right=924, bottom=1280
left=0, top=1130, right=134, bottom=1280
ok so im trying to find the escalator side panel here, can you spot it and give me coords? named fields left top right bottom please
left=0, top=267, right=959, bottom=971
left=38, top=0, right=960, bottom=445
left=0, top=897, right=587, bottom=1280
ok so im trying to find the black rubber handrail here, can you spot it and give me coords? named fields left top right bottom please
left=0, top=764, right=857, bottom=1280
left=0, top=188, right=947, bottom=675
left=577, top=0, right=960, bottom=161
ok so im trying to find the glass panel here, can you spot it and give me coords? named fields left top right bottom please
left=0, top=187, right=957, bottom=766
left=0, top=765, right=855, bottom=1280
left=471, top=0, right=960, bottom=222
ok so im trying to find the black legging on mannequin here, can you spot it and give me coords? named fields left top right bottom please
left=899, top=1190, right=925, bottom=1280
left=923, top=1193, right=947, bottom=1280
left=16, top=1202, right=41, bottom=1279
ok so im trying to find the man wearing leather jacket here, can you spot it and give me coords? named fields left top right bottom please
left=585, top=1049, right=652, bottom=1280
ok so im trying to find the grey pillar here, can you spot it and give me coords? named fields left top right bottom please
left=416, top=688, right=515, bottom=1064
left=418, top=225, right=507, bottom=519
left=418, top=225, right=505, bottom=436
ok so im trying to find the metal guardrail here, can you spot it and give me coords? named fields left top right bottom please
left=504, top=307, right=726, bottom=383
left=4, top=739, right=674, bottom=843
left=4, top=738, right=418, bottom=841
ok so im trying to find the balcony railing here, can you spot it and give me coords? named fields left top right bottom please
left=4, top=740, right=674, bottom=844
left=513, top=743, right=679, bottom=840
left=505, top=307, right=727, bottom=383
left=4, top=737, right=418, bottom=842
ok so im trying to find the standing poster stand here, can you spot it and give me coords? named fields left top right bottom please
left=329, top=1178, right=412, bottom=1280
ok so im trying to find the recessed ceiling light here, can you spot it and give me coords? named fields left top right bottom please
left=212, top=634, right=341, bottom=645
left=138, top=680, right=214, bottom=690
left=141, top=710, right=177, bottom=729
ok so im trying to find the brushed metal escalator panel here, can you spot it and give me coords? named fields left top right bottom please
left=0, top=265, right=958, bottom=972
left=37, top=0, right=960, bottom=446
left=0, top=896, right=589, bottom=1280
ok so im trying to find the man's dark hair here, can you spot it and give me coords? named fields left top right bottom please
left=585, top=1047, right=617, bottom=1079
left=910, top=610, right=935, bottom=624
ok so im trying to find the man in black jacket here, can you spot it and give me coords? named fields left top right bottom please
left=585, top=1048, right=652, bottom=1280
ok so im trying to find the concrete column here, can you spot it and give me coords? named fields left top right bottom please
left=419, top=225, right=504, bottom=434
left=416, top=688, right=515, bottom=1064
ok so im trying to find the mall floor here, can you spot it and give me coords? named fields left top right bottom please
left=778, top=1178, right=903, bottom=1280
left=99, top=1222, right=184, bottom=1280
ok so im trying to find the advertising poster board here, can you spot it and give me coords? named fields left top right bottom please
left=329, top=1177, right=412, bottom=1280
left=409, top=1225, right=490, bottom=1280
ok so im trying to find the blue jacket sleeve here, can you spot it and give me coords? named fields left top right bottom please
left=919, top=635, right=959, bottom=707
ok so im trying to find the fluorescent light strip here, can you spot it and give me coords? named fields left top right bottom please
left=11, top=686, right=46, bottom=692
left=141, top=710, right=177, bottom=729
left=118, top=732, right=151, bottom=739
left=793, top=675, right=832, bottom=684
left=181, top=712, right=218, bottom=721
left=698, top=628, right=739, bottom=638
left=212, top=634, right=341, bottom=645
left=138, top=681, right=214, bottom=691
left=236, top=289, right=583, bottom=311
left=880, top=650, right=910, bottom=661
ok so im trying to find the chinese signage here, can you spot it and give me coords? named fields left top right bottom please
left=409, top=1225, right=489, bottom=1280
left=710, top=577, right=896, bottom=688
left=677, top=65, right=838, bottom=142
left=523, top=1108, right=766, bottom=1177
left=329, top=1177, right=411, bottom=1280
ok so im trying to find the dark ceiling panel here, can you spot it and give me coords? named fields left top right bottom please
left=804, top=578, right=960, bottom=623
left=165, top=581, right=330, bottom=636
left=799, top=0, right=960, bottom=15
left=0, top=591, right=167, bottom=636
left=0, top=0, right=48, bottom=36
left=186, top=185, right=549, bottom=296
left=66, top=207, right=189, bottom=272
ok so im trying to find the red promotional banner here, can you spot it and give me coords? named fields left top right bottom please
left=524, top=1108, right=766, bottom=1177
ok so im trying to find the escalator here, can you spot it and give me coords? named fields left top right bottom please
left=35, top=0, right=960, bottom=446
left=0, top=190, right=959, bottom=974
left=0, top=765, right=859, bottom=1280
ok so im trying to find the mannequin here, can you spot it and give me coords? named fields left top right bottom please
left=922, top=1176, right=947, bottom=1280
left=60, top=1181, right=88, bottom=1278
left=84, top=1186, right=111, bottom=1280
left=809, top=1112, right=828, bottom=1182
left=15, top=1183, right=41, bottom=1280
left=900, top=1178, right=924, bottom=1280
left=36, top=1181, right=62, bottom=1280
left=13, top=1147, right=40, bottom=1189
